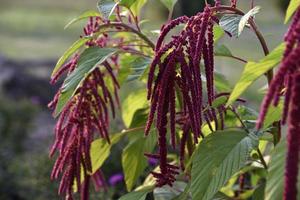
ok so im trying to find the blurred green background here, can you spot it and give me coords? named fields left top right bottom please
left=0, top=0, right=289, bottom=199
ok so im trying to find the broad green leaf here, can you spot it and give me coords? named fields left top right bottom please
left=52, top=37, right=89, bottom=76
left=191, top=130, right=258, bottom=200
left=154, top=182, right=187, bottom=200
left=91, top=132, right=123, bottom=174
left=64, top=10, right=101, bottom=29
left=119, top=0, right=137, bottom=8
left=130, top=0, right=147, bottom=15
left=122, top=89, right=148, bottom=127
left=265, top=138, right=285, bottom=200
left=226, top=43, right=285, bottom=106
left=211, top=96, right=228, bottom=109
left=252, top=183, right=265, bottom=200
left=219, top=14, right=242, bottom=38
left=54, top=47, right=117, bottom=116
left=214, top=72, right=232, bottom=92
left=160, top=0, right=178, bottom=12
left=171, top=183, right=191, bottom=200
left=127, top=57, right=151, bottom=82
left=212, top=192, right=232, bottom=200
left=262, top=100, right=283, bottom=129
left=213, top=25, right=225, bottom=42
left=285, top=0, right=300, bottom=23
left=122, top=132, right=156, bottom=191
left=238, top=6, right=260, bottom=36
left=119, top=186, right=154, bottom=200
left=97, top=0, right=118, bottom=19
left=214, top=45, right=233, bottom=57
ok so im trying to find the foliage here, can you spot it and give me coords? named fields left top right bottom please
left=45, top=0, right=300, bottom=199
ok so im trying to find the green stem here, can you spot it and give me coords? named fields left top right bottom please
left=257, top=148, right=268, bottom=170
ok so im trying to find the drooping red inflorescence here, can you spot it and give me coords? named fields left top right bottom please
left=256, top=8, right=300, bottom=200
left=284, top=73, right=300, bottom=200
left=49, top=14, right=126, bottom=200
left=256, top=8, right=300, bottom=129
left=145, top=5, right=219, bottom=186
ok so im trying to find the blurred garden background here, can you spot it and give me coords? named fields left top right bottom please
left=0, top=0, right=290, bottom=199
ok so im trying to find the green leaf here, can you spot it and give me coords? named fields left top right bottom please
left=97, top=0, right=118, bottom=19
left=54, top=47, right=117, bottom=116
left=219, top=14, right=242, bottom=38
left=160, top=0, right=178, bottom=12
left=64, top=10, right=101, bottom=29
left=122, top=89, right=148, bottom=128
left=91, top=132, right=123, bottom=174
left=119, top=186, right=154, bottom=200
left=130, top=0, right=147, bottom=15
left=226, top=43, right=285, bottom=106
left=214, top=45, right=233, bottom=57
left=213, top=25, right=225, bottom=42
left=285, top=0, right=300, bottom=23
left=238, top=6, right=260, bottom=36
left=127, top=57, right=151, bottom=82
left=171, top=183, right=191, bottom=200
left=52, top=37, right=89, bottom=76
left=122, top=132, right=156, bottom=191
left=262, top=100, right=283, bottom=129
left=211, top=96, right=228, bottom=109
left=191, top=129, right=258, bottom=200
left=252, top=183, right=265, bottom=200
left=265, top=138, right=286, bottom=200
left=119, top=0, right=137, bottom=8
left=212, top=192, right=232, bottom=200
left=154, top=182, right=188, bottom=200
left=214, top=72, right=232, bottom=92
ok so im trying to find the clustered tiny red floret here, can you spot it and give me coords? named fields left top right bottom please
left=256, top=8, right=300, bottom=200
left=145, top=5, right=219, bottom=187
left=49, top=14, right=125, bottom=200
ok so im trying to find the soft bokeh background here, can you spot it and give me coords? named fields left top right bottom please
left=0, top=0, right=290, bottom=199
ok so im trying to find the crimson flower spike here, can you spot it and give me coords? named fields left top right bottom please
left=49, top=68, right=119, bottom=199
left=256, top=8, right=300, bottom=129
left=145, top=4, right=217, bottom=186
left=284, top=73, right=300, bottom=200
left=48, top=10, right=131, bottom=199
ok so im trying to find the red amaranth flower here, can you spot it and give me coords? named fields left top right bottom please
left=145, top=5, right=221, bottom=186
left=256, top=10, right=300, bottom=129
left=256, top=7, right=300, bottom=200
left=284, top=73, right=300, bottom=200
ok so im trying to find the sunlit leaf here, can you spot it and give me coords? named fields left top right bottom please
left=191, top=130, right=258, bottom=200
left=262, top=100, right=283, bottom=129
left=122, top=132, right=156, bottom=191
left=90, top=132, right=123, bottom=174
left=285, top=0, right=300, bottom=23
left=64, top=10, right=101, bottom=29
left=52, top=37, right=89, bottom=76
left=226, top=43, right=285, bottom=106
left=238, top=6, right=260, bottom=36
left=119, top=0, right=137, bottom=8
left=122, top=89, right=148, bottom=128
left=54, top=47, right=117, bottom=116
left=213, top=25, right=225, bottom=42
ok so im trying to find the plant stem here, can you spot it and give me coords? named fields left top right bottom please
left=212, top=5, right=281, bottom=143
left=257, top=148, right=268, bottom=170
left=97, top=22, right=155, bottom=50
